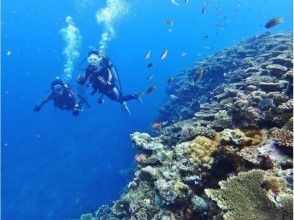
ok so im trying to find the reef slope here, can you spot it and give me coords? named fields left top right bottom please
left=81, top=32, right=293, bottom=220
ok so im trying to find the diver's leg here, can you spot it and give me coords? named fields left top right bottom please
left=105, top=87, right=120, bottom=102
left=105, top=87, right=131, bottom=116
left=120, top=92, right=144, bottom=102
left=97, top=94, right=104, bottom=104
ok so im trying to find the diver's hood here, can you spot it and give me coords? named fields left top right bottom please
left=88, top=49, right=100, bottom=57
left=51, top=78, right=64, bottom=89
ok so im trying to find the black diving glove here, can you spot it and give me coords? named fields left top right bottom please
left=34, top=105, right=41, bottom=112
left=73, top=104, right=80, bottom=116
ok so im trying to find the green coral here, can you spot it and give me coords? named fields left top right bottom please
left=205, top=170, right=293, bottom=220
left=174, top=182, right=189, bottom=200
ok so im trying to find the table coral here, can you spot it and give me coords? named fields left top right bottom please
left=205, top=170, right=293, bottom=220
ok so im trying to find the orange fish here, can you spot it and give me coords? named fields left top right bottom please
left=160, top=48, right=168, bottom=60
left=265, top=17, right=284, bottom=29
left=152, top=122, right=161, bottom=130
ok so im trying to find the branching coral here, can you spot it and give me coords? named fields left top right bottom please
left=205, top=170, right=293, bottom=220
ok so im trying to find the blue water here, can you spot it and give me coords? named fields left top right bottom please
left=2, top=0, right=293, bottom=219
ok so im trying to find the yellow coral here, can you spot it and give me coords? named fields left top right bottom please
left=185, top=136, right=219, bottom=168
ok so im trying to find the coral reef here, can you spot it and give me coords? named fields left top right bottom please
left=81, top=32, right=293, bottom=220
left=158, top=32, right=293, bottom=130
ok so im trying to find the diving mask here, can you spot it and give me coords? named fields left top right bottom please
left=53, top=84, right=64, bottom=96
left=87, top=54, right=101, bottom=66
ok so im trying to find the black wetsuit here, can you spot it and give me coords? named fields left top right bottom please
left=78, top=56, right=138, bottom=103
left=36, top=87, right=79, bottom=112
left=51, top=89, right=77, bottom=110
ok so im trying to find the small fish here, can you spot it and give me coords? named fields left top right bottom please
left=171, top=0, right=180, bottom=6
left=161, top=121, right=168, bottom=126
left=265, top=17, right=284, bottom=29
left=167, top=77, right=175, bottom=85
left=160, top=48, right=168, bottom=60
left=203, top=35, right=208, bottom=40
left=152, top=122, right=161, bottom=130
left=147, top=63, right=154, bottom=68
left=146, top=85, right=156, bottom=95
left=170, top=94, right=178, bottom=99
left=7, top=50, right=11, bottom=56
left=181, top=52, right=187, bottom=57
left=201, top=3, right=209, bottom=14
left=146, top=75, right=154, bottom=81
left=166, top=19, right=174, bottom=26
left=193, top=68, right=204, bottom=83
left=185, top=0, right=189, bottom=3
left=144, top=50, right=151, bottom=59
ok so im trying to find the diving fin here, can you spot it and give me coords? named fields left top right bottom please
left=121, top=101, right=131, bottom=116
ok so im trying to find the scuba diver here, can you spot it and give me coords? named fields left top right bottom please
left=77, top=49, right=143, bottom=115
left=34, top=78, right=89, bottom=116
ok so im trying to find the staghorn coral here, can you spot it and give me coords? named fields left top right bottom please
left=205, top=169, right=293, bottom=220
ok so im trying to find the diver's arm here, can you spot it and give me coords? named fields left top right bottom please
left=71, top=91, right=81, bottom=116
left=107, top=68, right=113, bottom=82
left=34, top=94, right=52, bottom=111
left=77, top=68, right=90, bottom=85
